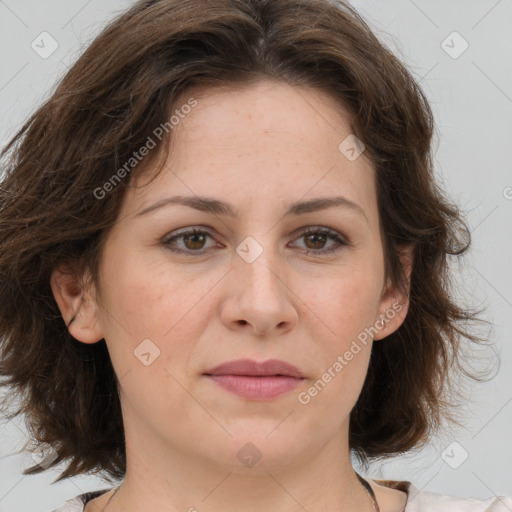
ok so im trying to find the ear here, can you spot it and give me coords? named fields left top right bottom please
left=50, top=263, right=104, bottom=344
left=373, top=244, right=414, bottom=341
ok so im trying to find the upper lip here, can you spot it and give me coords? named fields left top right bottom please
left=204, top=359, right=305, bottom=378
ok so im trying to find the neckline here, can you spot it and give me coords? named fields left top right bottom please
left=79, top=479, right=413, bottom=508
left=356, top=472, right=379, bottom=509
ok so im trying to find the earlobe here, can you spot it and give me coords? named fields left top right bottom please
left=373, top=244, right=414, bottom=341
left=373, top=299, right=409, bottom=341
left=50, top=264, right=104, bottom=344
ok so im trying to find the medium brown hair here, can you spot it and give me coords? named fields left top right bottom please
left=0, top=0, right=492, bottom=483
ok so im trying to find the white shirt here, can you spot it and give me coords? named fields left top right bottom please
left=48, top=480, right=512, bottom=511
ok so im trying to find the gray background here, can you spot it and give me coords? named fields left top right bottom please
left=0, top=0, right=511, bottom=510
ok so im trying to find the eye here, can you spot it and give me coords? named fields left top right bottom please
left=161, top=227, right=219, bottom=255
left=161, top=226, right=348, bottom=256
left=290, top=227, right=348, bottom=255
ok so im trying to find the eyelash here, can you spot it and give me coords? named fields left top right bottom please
left=161, top=226, right=348, bottom=256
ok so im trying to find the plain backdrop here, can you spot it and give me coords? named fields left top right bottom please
left=0, top=1, right=511, bottom=511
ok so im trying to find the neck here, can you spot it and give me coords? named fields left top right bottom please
left=105, top=420, right=376, bottom=512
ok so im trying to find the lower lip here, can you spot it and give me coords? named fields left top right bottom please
left=206, top=375, right=304, bottom=400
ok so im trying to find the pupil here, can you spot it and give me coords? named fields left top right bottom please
left=307, top=233, right=325, bottom=249
left=185, top=233, right=205, bottom=249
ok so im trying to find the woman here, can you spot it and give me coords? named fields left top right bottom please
left=0, top=0, right=509, bottom=511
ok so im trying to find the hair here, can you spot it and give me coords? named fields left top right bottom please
left=0, top=0, right=494, bottom=484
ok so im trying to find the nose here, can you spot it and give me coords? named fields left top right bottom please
left=220, top=245, right=298, bottom=336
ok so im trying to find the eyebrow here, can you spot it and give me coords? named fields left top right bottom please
left=135, top=195, right=368, bottom=222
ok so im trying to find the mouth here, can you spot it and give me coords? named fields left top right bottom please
left=203, top=359, right=305, bottom=400
left=204, top=358, right=305, bottom=378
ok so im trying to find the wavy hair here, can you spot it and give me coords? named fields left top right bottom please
left=0, top=0, right=492, bottom=483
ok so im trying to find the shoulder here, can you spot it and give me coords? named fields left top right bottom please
left=47, top=488, right=112, bottom=512
left=47, top=482, right=512, bottom=512
left=374, top=479, right=512, bottom=512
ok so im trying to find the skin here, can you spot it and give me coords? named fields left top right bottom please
left=51, top=80, right=412, bottom=512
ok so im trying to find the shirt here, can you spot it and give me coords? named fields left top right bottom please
left=48, top=479, right=512, bottom=511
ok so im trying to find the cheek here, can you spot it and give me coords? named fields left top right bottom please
left=299, top=278, right=378, bottom=414
left=99, top=246, right=181, bottom=333
left=305, top=267, right=383, bottom=339
left=98, top=249, right=219, bottom=373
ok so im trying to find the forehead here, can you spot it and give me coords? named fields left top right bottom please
left=175, top=80, right=353, bottom=151
left=126, top=80, right=377, bottom=221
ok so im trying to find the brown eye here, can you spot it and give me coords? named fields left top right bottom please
left=162, top=226, right=348, bottom=257
left=292, top=227, right=348, bottom=256
left=183, top=232, right=207, bottom=250
left=162, top=228, right=218, bottom=255
left=304, top=232, right=328, bottom=250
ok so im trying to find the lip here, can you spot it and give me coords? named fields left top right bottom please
left=203, top=359, right=305, bottom=400
left=204, top=358, right=305, bottom=378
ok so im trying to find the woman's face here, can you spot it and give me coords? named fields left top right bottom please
left=54, top=80, right=410, bottom=473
